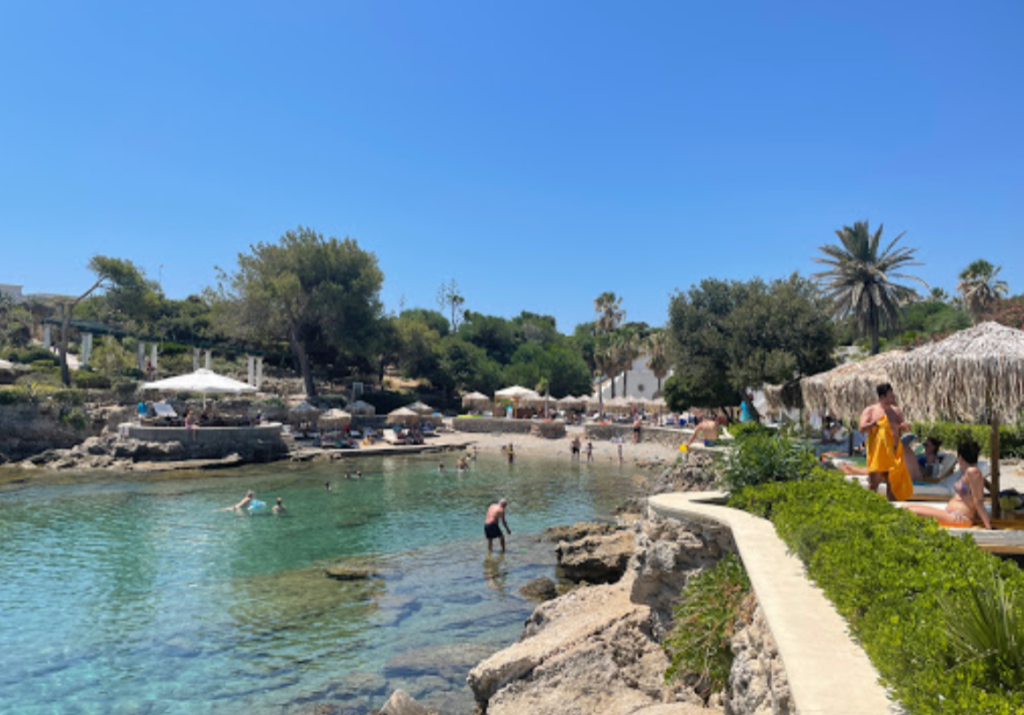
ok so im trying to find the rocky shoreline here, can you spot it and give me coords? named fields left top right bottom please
left=318, top=456, right=791, bottom=715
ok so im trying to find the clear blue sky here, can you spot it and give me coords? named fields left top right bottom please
left=2, top=1, right=1022, bottom=331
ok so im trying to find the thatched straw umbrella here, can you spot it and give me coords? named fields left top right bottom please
left=827, top=351, right=907, bottom=421
left=406, top=400, right=435, bottom=416
left=888, top=322, right=1024, bottom=518
left=387, top=406, right=421, bottom=425
left=604, top=397, right=631, bottom=414
left=347, top=400, right=376, bottom=416
left=585, top=396, right=603, bottom=413
left=557, top=395, right=584, bottom=411
left=461, top=391, right=491, bottom=411
left=318, top=409, right=352, bottom=428
left=801, top=352, right=905, bottom=419
left=764, top=380, right=804, bottom=415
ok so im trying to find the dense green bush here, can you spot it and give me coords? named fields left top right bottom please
left=730, top=473, right=1024, bottom=714
left=0, top=386, right=33, bottom=405
left=74, top=371, right=112, bottom=390
left=664, top=554, right=751, bottom=695
left=912, top=420, right=1024, bottom=459
left=5, top=346, right=58, bottom=365
left=721, top=424, right=819, bottom=490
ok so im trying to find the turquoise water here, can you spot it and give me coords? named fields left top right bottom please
left=0, top=454, right=641, bottom=714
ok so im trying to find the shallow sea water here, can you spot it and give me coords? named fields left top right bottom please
left=0, top=453, right=643, bottom=715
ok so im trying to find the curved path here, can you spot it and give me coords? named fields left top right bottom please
left=648, top=491, right=898, bottom=715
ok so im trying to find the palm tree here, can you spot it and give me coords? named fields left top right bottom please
left=929, top=287, right=950, bottom=303
left=813, top=221, right=927, bottom=355
left=593, top=292, right=624, bottom=335
left=645, top=330, right=670, bottom=395
left=613, top=328, right=641, bottom=398
left=593, top=292, right=624, bottom=409
left=594, top=335, right=618, bottom=400
left=957, top=259, right=1009, bottom=323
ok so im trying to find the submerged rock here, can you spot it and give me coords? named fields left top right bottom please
left=519, top=577, right=558, bottom=602
left=377, top=689, right=430, bottom=715
left=324, top=565, right=379, bottom=581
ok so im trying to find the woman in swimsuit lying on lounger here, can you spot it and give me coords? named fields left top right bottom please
left=900, top=440, right=992, bottom=529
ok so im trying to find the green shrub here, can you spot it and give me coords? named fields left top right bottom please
left=51, top=389, right=86, bottom=407
left=0, top=386, right=33, bottom=405
left=913, top=420, right=1024, bottom=459
left=74, top=371, right=112, bottom=390
left=721, top=426, right=819, bottom=490
left=6, top=346, right=58, bottom=365
left=29, top=359, right=59, bottom=373
left=730, top=473, right=1024, bottom=714
left=59, top=407, right=88, bottom=431
left=664, top=555, right=751, bottom=694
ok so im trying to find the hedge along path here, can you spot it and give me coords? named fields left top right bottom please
left=648, top=491, right=896, bottom=715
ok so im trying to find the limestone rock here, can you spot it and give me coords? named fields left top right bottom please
left=378, top=689, right=429, bottom=715
left=556, top=530, right=635, bottom=584
left=543, top=521, right=619, bottom=543
left=725, top=603, right=792, bottom=715
left=519, top=577, right=558, bottom=602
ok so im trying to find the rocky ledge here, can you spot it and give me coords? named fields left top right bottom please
left=12, top=434, right=247, bottom=472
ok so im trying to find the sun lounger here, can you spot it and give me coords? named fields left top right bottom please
left=841, top=458, right=990, bottom=501
left=382, top=430, right=406, bottom=446
left=153, top=402, right=178, bottom=419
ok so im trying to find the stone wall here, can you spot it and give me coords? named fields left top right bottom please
left=125, top=424, right=287, bottom=462
left=452, top=417, right=566, bottom=438
left=586, top=423, right=693, bottom=448
left=0, top=403, right=98, bottom=462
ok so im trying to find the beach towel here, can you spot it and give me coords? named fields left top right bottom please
left=867, top=414, right=912, bottom=501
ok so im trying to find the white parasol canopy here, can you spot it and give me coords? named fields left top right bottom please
left=141, top=368, right=256, bottom=395
left=495, top=385, right=539, bottom=399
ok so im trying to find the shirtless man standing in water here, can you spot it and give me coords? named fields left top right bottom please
left=484, top=499, right=511, bottom=553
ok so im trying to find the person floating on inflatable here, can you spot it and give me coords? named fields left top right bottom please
left=859, top=383, right=913, bottom=502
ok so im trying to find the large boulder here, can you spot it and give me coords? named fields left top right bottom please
left=468, top=575, right=676, bottom=715
left=519, top=577, right=558, bottom=602
left=556, top=529, right=635, bottom=584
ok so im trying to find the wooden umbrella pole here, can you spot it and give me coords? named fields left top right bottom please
left=991, top=415, right=1001, bottom=519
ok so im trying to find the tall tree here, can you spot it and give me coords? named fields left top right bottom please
left=216, top=227, right=384, bottom=397
left=665, top=275, right=835, bottom=413
left=57, top=257, right=151, bottom=386
left=436, top=278, right=465, bottom=332
left=593, top=291, right=624, bottom=335
left=612, top=327, right=642, bottom=398
left=813, top=221, right=927, bottom=354
left=644, top=330, right=670, bottom=396
left=957, top=259, right=1009, bottom=323
left=593, top=292, right=624, bottom=407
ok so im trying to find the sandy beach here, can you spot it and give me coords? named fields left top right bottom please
left=429, top=425, right=684, bottom=466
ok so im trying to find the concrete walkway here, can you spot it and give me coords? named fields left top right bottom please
left=648, top=491, right=899, bottom=715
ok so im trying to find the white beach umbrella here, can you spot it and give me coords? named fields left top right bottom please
left=141, top=368, right=256, bottom=395
left=495, top=385, right=539, bottom=399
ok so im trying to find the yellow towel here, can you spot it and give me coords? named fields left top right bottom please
left=867, top=414, right=912, bottom=501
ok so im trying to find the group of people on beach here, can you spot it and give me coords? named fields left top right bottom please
left=857, top=382, right=992, bottom=530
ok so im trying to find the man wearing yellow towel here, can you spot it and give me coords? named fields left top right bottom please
left=859, top=383, right=913, bottom=502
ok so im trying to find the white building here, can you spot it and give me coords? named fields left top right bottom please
left=596, top=353, right=672, bottom=401
left=0, top=284, right=25, bottom=303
